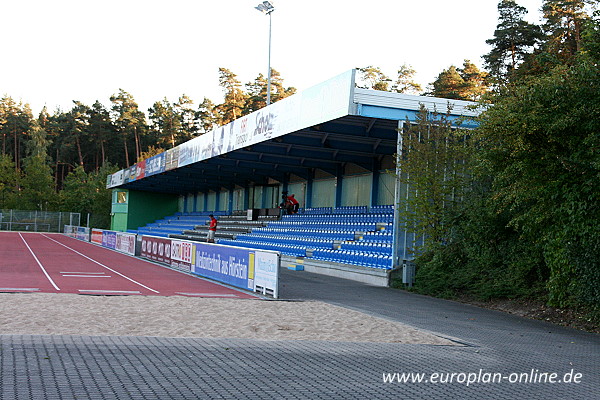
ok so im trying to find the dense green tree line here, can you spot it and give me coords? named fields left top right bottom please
left=0, top=68, right=296, bottom=223
left=1, top=67, right=296, bottom=181
left=405, top=0, right=600, bottom=322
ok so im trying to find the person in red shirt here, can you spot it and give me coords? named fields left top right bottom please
left=287, top=194, right=299, bottom=214
left=207, top=214, right=218, bottom=243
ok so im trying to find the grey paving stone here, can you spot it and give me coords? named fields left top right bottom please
left=0, top=268, right=598, bottom=399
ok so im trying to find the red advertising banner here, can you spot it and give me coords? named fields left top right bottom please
left=91, top=229, right=103, bottom=244
left=136, top=159, right=146, bottom=179
left=141, top=236, right=172, bottom=264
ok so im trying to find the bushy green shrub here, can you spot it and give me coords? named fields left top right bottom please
left=413, top=192, right=548, bottom=301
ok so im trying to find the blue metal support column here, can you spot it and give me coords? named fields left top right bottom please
left=335, top=165, right=343, bottom=208
left=243, top=186, right=251, bottom=210
left=370, top=158, right=380, bottom=207
left=215, top=191, right=221, bottom=212
left=261, top=186, right=268, bottom=209
left=391, top=121, right=404, bottom=269
left=305, top=170, right=314, bottom=209
left=228, top=188, right=234, bottom=214
left=282, top=173, right=289, bottom=193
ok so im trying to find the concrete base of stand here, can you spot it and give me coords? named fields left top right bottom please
left=281, top=255, right=391, bottom=287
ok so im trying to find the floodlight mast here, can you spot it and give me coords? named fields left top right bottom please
left=255, top=1, right=275, bottom=106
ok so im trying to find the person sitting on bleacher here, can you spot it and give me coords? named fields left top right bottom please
left=279, top=192, right=290, bottom=215
left=286, top=194, right=299, bottom=214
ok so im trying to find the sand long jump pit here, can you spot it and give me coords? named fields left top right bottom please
left=0, top=293, right=456, bottom=345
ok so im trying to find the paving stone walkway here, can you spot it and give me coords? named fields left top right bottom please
left=1, top=268, right=598, bottom=399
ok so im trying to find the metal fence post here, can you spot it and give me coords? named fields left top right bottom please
left=392, top=120, right=405, bottom=269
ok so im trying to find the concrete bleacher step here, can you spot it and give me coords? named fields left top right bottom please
left=198, top=220, right=271, bottom=227
left=170, top=231, right=238, bottom=242
left=180, top=230, right=237, bottom=239
left=192, top=225, right=254, bottom=232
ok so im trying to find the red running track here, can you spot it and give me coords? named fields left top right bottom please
left=0, top=232, right=257, bottom=299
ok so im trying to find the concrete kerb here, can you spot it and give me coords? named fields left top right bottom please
left=281, top=255, right=390, bottom=287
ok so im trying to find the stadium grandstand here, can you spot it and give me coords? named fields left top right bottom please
left=107, top=69, right=480, bottom=285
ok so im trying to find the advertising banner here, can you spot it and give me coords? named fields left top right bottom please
left=193, top=244, right=280, bottom=297
left=140, top=235, right=172, bottom=264
left=123, top=167, right=131, bottom=183
left=91, top=229, right=103, bottom=244
left=108, top=170, right=124, bottom=188
left=165, top=147, right=180, bottom=171
left=63, top=225, right=77, bottom=238
left=136, top=160, right=146, bottom=180
left=170, top=239, right=195, bottom=272
left=177, top=135, right=198, bottom=167
left=105, top=70, right=355, bottom=188
left=194, top=244, right=254, bottom=290
left=127, top=165, right=137, bottom=182
left=254, top=250, right=279, bottom=298
left=76, top=227, right=90, bottom=241
left=145, top=153, right=165, bottom=176
left=102, top=231, right=117, bottom=249
left=115, top=232, right=136, bottom=256
left=177, top=130, right=215, bottom=167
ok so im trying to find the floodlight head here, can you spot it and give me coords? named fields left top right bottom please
left=255, top=0, right=274, bottom=14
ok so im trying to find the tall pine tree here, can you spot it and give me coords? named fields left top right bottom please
left=89, top=101, right=115, bottom=170
left=244, top=69, right=296, bottom=114
left=392, top=64, right=423, bottom=94
left=110, top=89, right=147, bottom=166
left=148, top=98, right=180, bottom=149
left=541, top=0, right=591, bottom=63
left=215, top=68, right=248, bottom=125
left=197, top=97, right=221, bottom=133
left=356, top=66, right=391, bottom=91
left=429, top=61, right=489, bottom=101
left=20, top=120, right=57, bottom=210
left=0, top=154, right=18, bottom=208
left=484, top=0, right=543, bottom=82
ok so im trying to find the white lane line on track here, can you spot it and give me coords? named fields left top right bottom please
left=41, top=234, right=159, bottom=294
left=79, top=289, right=141, bottom=294
left=60, top=272, right=106, bottom=275
left=18, top=233, right=60, bottom=291
left=62, top=275, right=112, bottom=278
left=0, top=288, right=40, bottom=291
left=176, top=292, right=239, bottom=297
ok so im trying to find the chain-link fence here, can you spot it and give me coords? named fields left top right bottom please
left=0, top=210, right=81, bottom=233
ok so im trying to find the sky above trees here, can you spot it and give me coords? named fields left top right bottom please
left=1, top=0, right=547, bottom=115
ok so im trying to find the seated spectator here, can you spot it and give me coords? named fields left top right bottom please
left=287, top=194, right=299, bottom=214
